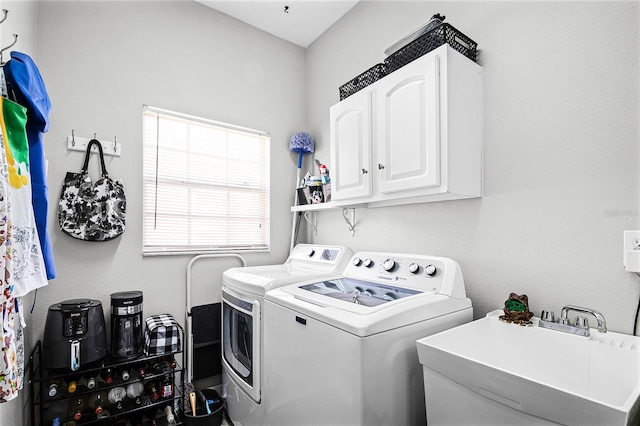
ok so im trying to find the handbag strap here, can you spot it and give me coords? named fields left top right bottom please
left=81, top=139, right=109, bottom=177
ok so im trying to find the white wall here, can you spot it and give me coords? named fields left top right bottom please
left=1, top=1, right=306, bottom=422
left=306, top=1, right=640, bottom=333
left=32, top=0, right=305, bottom=331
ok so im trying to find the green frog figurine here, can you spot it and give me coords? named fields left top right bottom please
left=499, top=293, right=534, bottom=326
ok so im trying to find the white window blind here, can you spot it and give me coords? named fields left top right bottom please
left=142, top=106, right=270, bottom=255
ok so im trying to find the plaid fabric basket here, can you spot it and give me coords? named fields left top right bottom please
left=145, top=314, right=181, bottom=355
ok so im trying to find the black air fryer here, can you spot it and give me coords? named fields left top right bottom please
left=110, top=291, right=144, bottom=360
left=43, top=299, right=107, bottom=371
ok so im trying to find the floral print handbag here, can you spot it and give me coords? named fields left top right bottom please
left=58, top=139, right=126, bottom=241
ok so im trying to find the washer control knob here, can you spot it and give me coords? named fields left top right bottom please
left=352, top=257, right=362, bottom=267
left=382, top=259, right=396, bottom=272
left=363, top=258, right=374, bottom=268
left=408, top=263, right=420, bottom=274
left=424, top=264, right=437, bottom=276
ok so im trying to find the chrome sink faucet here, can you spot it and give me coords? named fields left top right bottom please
left=539, top=305, right=607, bottom=337
left=560, top=305, right=607, bottom=333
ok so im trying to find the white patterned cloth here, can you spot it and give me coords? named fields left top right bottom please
left=0, top=132, right=21, bottom=403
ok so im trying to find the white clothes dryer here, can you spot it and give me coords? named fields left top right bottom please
left=262, top=251, right=473, bottom=426
left=221, top=244, right=353, bottom=425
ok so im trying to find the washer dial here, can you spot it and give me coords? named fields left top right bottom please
left=352, top=257, right=362, bottom=267
left=363, top=258, right=374, bottom=268
left=425, top=264, right=437, bottom=276
left=408, top=263, right=420, bottom=274
left=382, top=259, right=396, bottom=272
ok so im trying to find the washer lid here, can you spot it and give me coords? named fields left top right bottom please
left=298, top=278, right=421, bottom=307
left=268, top=283, right=471, bottom=337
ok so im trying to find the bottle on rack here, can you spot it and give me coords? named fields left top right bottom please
left=159, top=374, right=173, bottom=400
left=164, top=355, right=178, bottom=370
left=160, top=360, right=173, bottom=374
left=107, top=386, right=127, bottom=416
left=92, top=392, right=108, bottom=415
left=150, top=360, right=163, bottom=375
left=78, top=406, right=97, bottom=424
left=68, top=396, right=86, bottom=422
left=144, top=380, right=160, bottom=402
left=100, top=367, right=115, bottom=385
left=126, top=381, right=145, bottom=407
left=66, top=375, right=79, bottom=394
left=164, top=405, right=177, bottom=426
left=119, top=367, right=130, bottom=382
left=86, top=375, right=97, bottom=391
left=45, top=399, right=68, bottom=426
left=96, top=408, right=111, bottom=422
left=136, top=364, right=147, bottom=379
left=47, top=378, right=64, bottom=398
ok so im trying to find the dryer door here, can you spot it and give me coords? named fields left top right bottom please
left=222, top=287, right=261, bottom=403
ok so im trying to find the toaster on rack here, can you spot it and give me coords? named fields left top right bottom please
left=145, top=313, right=181, bottom=356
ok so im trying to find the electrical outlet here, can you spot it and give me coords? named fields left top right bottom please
left=623, top=230, right=640, bottom=272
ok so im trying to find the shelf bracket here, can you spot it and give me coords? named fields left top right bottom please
left=303, top=211, right=317, bottom=236
left=342, top=208, right=356, bottom=236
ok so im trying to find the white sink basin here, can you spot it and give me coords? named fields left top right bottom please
left=416, top=310, right=640, bottom=426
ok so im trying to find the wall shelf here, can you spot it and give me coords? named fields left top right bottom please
left=291, top=201, right=365, bottom=212
left=291, top=202, right=365, bottom=236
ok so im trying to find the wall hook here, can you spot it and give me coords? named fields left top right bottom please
left=0, top=33, right=18, bottom=64
left=67, top=133, right=122, bottom=157
left=0, top=9, right=8, bottom=25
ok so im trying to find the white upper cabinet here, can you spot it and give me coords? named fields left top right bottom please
left=330, top=89, right=373, bottom=200
left=376, top=53, right=440, bottom=194
left=330, top=45, right=483, bottom=208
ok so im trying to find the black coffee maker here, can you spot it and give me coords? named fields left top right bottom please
left=43, top=299, right=107, bottom=371
left=110, top=291, right=144, bottom=359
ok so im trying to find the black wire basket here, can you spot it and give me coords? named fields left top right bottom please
left=384, top=23, right=477, bottom=73
left=338, top=63, right=388, bottom=101
left=337, top=23, right=477, bottom=101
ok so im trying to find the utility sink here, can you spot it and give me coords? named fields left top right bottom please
left=416, top=310, right=640, bottom=425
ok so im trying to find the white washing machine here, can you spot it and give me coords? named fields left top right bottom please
left=221, top=244, right=353, bottom=425
left=263, top=251, right=473, bottom=426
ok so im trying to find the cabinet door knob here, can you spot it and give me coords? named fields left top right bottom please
left=361, top=168, right=368, bottom=174
left=378, top=163, right=385, bottom=170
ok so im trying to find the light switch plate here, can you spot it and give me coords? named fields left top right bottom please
left=623, top=230, right=640, bottom=272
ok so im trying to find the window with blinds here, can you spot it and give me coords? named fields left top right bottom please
left=142, top=106, right=271, bottom=255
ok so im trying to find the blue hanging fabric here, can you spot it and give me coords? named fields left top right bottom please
left=4, top=51, right=56, bottom=280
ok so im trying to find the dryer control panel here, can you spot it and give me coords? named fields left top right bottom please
left=344, top=252, right=466, bottom=299
left=286, top=244, right=354, bottom=273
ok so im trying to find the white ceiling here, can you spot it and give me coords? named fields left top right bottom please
left=195, top=0, right=360, bottom=48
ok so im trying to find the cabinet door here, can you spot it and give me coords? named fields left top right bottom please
left=329, top=90, right=372, bottom=200
left=376, top=54, right=440, bottom=194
